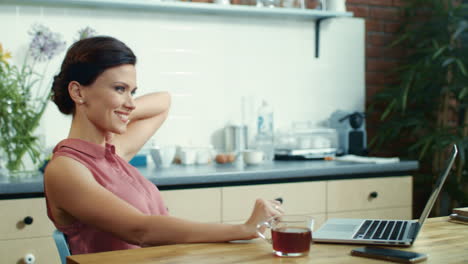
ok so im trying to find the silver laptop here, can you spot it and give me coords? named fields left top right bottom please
left=313, top=144, right=458, bottom=247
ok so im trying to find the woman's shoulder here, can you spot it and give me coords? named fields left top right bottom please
left=45, top=155, right=88, bottom=180
left=53, top=138, right=106, bottom=157
left=46, top=138, right=99, bottom=178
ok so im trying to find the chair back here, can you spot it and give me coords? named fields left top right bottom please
left=53, top=230, right=71, bottom=264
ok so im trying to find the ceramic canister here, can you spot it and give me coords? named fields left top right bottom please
left=327, top=0, right=346, bottom=12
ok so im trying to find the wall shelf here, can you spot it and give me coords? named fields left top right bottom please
left=9, top=0, right=353, bottom=19
left=6, top=0, right=354, bottom=57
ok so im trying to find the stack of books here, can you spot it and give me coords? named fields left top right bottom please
left=449, top=207, right=468, bottom=225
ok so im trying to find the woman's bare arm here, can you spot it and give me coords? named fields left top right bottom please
left=45, top=156, right=282, bottom=246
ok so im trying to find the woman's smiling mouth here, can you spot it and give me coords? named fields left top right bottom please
left=115, top=111, right=130, bottom=124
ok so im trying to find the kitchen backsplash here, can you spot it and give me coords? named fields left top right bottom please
left=1, top=3, right=364, bottom=151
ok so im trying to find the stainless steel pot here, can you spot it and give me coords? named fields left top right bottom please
left=224, top=125, right=248, bottom=154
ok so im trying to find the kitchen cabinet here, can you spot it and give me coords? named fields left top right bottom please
left=160, top=176, right=412, bottom=230
left=161, top=182, right=328, bottom=230
left=222, top=182, right=327, bottom=229
left=327, top=176, right=412, bottom=219
left=0, top=198, right=60, bottom=264
left=327, top=207, right=411, bottom=220
left=0, top=175, right=411, bottom=263
left=160, top=187, right=222, bottom=223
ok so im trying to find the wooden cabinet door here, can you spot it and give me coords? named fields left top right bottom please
left=222, top=182, right=326, bottom=223
left=160, top=188, right=222, bottom=222
left=0, top=198, right=54, bottom=240
left=222, top=213, right=327, bottom=231
left=327, top=207, right=412, bottom=220
left=327, top=176, right=412, bottom=215
left=0, top=237, right=60, bottom=264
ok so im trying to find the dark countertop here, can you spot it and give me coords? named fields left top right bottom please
left=0, top=160, right=418, bottom=197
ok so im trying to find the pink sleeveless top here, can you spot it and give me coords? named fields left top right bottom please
left=44, top=138, right=168, bottom=255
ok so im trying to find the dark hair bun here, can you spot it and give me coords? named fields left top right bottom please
left=51, top=36, right=137, bottom=115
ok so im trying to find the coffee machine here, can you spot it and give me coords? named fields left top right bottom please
left=329, top=110, right=367, bottom=156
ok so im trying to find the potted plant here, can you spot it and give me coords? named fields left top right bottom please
left=0, top=24, right=66, bottom=175
left=367, top=0, right=468, bottom=215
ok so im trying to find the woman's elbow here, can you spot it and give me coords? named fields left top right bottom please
left=124, top=219, right=155, bottom=247
left=125, top=216, right=171, bottom=247
left=160, top=91, right=171, bottom=113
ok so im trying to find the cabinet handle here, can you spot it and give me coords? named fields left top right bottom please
left=274, top=197, right=283, bottom=204
left=23, top=216, right=34, bottom=225
left=23, top=253, right=36, bottom=264
left=369, top=192, right=378, bottom=199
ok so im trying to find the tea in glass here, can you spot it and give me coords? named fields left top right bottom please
left=257, top=215, right=314, bottom=257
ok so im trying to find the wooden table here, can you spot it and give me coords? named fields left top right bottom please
left=67, top=217, right=468, bottom=264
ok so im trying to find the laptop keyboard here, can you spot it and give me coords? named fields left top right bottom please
left=353, top=220, right=408, bottom=240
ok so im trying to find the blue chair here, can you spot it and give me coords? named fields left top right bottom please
left=53, top=230, right=71, bottom=264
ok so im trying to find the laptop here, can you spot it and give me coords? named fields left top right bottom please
left=313, top=144, right=458, bottom=247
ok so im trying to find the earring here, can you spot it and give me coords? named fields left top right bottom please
left=79, top=100, right=83, bottom=104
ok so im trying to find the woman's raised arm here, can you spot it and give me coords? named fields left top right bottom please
left=114, top=91, right=171, bottom=160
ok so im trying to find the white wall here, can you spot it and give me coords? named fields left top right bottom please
left=0, top=3, right=364, bottom=152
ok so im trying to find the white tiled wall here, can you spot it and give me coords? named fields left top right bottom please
left=1, top=3, right=364, bottom=151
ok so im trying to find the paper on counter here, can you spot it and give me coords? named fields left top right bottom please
left=334, top=155, right=400, bottom=164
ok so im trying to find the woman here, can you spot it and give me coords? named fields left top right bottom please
left=44, top=36, right=283, bottom=254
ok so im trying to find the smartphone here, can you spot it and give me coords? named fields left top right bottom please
left=450, top=213, right=468, bottom=222
left=351, top=247, right=427, bottom=263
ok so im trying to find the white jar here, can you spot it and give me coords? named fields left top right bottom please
left=327, top=0, right=346, bottom=12
left=215, top=0, right=230, bottom=5
left=243, top=150, right=264, bottom=165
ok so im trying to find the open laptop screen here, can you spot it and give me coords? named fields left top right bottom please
left=415, top=144, right=458, bottom=236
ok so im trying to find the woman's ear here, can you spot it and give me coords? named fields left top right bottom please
left=68, top=81, right=85, bottom=105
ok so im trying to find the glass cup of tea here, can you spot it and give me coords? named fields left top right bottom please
left=256, top=215, right=314, bottom=257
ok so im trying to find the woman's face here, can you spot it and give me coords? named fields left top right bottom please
left=81, top=64, right=137, bottom=135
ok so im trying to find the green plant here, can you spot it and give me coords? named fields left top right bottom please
left=368, top=0, right=468, bottom=214
left=0, top=24, right=65, bottom=172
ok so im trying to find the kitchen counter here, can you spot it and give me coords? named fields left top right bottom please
left=0, top=160, right=418, bottom=197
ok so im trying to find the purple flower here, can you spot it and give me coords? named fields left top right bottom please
left=28, top=24, right=66, bottom=62
left=76, top=26, right=97, bottom=41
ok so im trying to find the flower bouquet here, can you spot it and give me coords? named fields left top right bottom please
left=0, top=24, right=66, bottom=174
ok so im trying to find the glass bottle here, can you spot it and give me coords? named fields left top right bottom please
left=255, top=100, right=275, bottom=162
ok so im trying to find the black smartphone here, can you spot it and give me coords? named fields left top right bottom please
left=450, top=213, right=468, bottom=222
left=351, top=247, right=428, bottom=263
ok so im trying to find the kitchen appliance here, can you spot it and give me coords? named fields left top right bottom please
left=224, top=125, right=248, bottom=155
left=274, top=128, right=338, bottom=160
left=329, top=110, right=367, bottom=155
